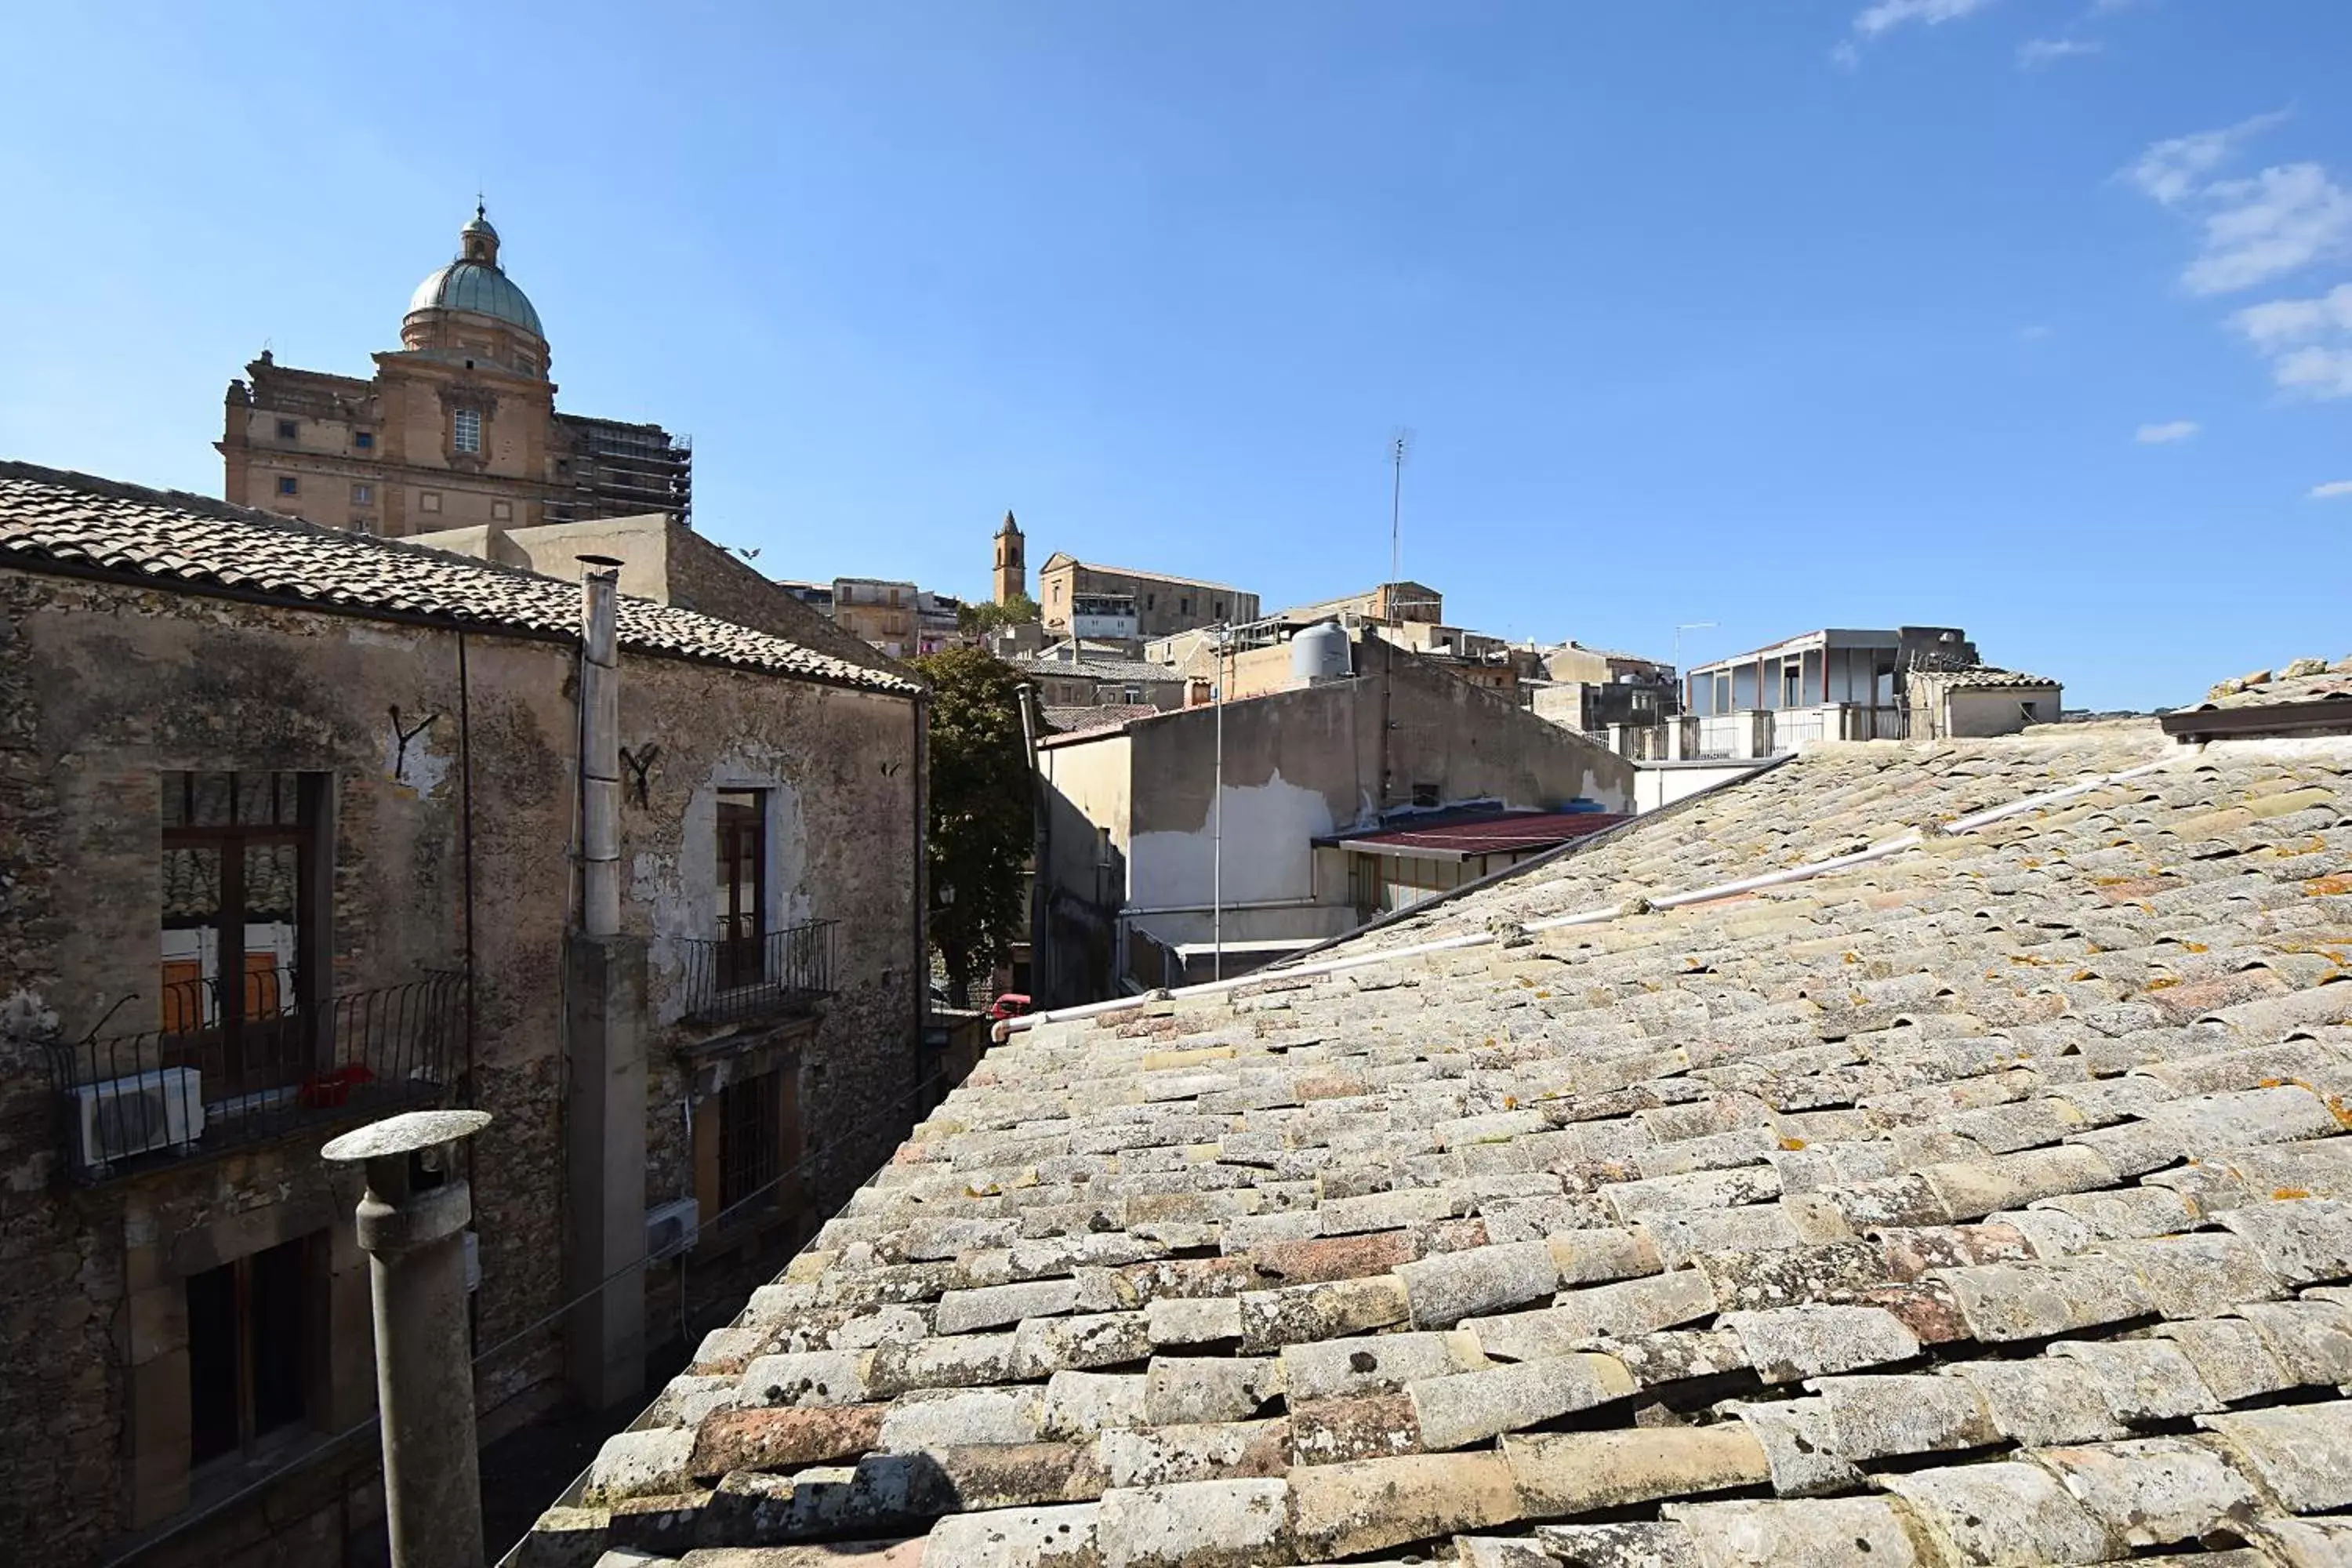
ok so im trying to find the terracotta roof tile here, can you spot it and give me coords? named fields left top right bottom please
left=533, top=706, right=2352, bottom=1564
left=0, top=461, right=918, bottom=694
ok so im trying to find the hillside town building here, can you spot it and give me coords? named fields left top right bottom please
left=529, top=655, right=2352, bottom=1568
left=1037, top=552, right=1258, bottom=640
left=220, top=207, right=693, bottom=539
left=1032, top=629, right=1637, bottom=997
left=0, top=464, right=929, bottom=1567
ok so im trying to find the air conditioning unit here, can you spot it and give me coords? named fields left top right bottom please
left=73, top=1068, right=204, bottom=1168
left=645, top=1198, right=700, bottom=1262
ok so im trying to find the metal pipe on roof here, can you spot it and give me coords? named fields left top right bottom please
left=577, top=557, right=622, bottom=938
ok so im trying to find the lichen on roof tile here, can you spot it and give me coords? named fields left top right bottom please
left=545, top=705, right=2352, bottom=1566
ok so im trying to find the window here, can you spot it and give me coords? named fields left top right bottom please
left=1180, top=597, right=1192, bottom=616
left=275, top=419, right=298, bottom=441
left=716, top=790, right=767, bottom=989
left=352, top=430, right=374, bottom=451
left=2020, top=701, right=2041, bottom=724
left=1214, top=601, right=1225, bottom=619
left=491, top=499, right=512, bottom=521
left=1411, top=782, right=1441, bottom=808
left=187, top=1234, right=314, bottom=1468
left=275, top=476, right=298, bottom=497
left=452, top=407, right=482, bottom=454
left=718, top=1071, right=781, bottom=1217
left=1145, top=593, right=1156, bottom=611
left=350, top=482, right=372, bottom=506
left=160, top=772, right=322, bottom=1091
left=419, top=490, right=442, bottom=514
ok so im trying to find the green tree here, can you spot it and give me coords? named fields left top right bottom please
left=956, top=593, right=1040, bottom=635
left=911, top=647, right=1034, bottom=1007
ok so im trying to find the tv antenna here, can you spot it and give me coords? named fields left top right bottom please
left=1388, top=426, right=1414, bottom=584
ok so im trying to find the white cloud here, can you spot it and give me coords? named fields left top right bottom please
left=2018, top=36, right=2101, bottom=68
left=2270, top=346, right=2352, bottom=398
left=2233, top=283, right=2352, bottom=347
left=2125, top=111, right=2286, bottom=207
left=1852, top=0, right=1999, bottom=37
left=2019, top=323, right=2053, bottom=340
left=2227, top=267, right=2352, bottom=398
left=2310, top=480, right=2352, bottom=499
left=2183, top=163, right=2352, bottom=294
left=2136, top=420, right=2200, bottom=443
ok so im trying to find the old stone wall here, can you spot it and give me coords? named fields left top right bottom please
left=621, top=656, right=922, bottom=1217
left=0, top=566, right=920, bottom=1566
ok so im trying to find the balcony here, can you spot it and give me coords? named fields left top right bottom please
left=42, top=971, right=461, bottom=1185
left=1606, top=704, right=1915, bottom=763
left=677, top=918, right=837, bottom=1027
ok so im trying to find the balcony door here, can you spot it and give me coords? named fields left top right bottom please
left=160, top=771, right=323, bottom=1098
left=716, top=790, right=767, bottom=990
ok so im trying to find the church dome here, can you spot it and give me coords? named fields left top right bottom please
left=405, top=205, right=543, bottom=340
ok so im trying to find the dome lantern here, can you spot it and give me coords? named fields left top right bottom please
left=402, top=204, right=545, bottom=357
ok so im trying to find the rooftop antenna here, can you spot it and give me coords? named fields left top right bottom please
left=1388, top=426, right=1414, bottom=584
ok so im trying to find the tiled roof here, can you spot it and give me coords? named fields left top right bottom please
left=1926, top=664, right=2061, bottom=690
left=1022, top=649, right=1181, bottom=684
left=1043, top=703, right=1160, bottom=737
left=1330, top=811, right=1632, bottom=858
left=2194, top=655, right=2352, bottom=711
left=552, top=713, right=2352, bottom=1566
left=0, top=462, right=920, bottom=695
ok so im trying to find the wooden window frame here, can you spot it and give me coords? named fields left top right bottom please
left=160, top=771, right=326, bottom=1092
left=716, top=789, right=768, bottom=990
left=186, top=1232, right=323, bottom=1472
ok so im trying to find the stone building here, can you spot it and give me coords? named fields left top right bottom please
left=0, top=463, right=927, bottom=1566
left=1036, top=552, right=1258, bottom=641
left=218, top=206, right=692, bottom=539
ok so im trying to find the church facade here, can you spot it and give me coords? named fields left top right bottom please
left=219, top=207, right=691, bottom=539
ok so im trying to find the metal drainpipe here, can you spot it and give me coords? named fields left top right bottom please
left=1015, top=684, right=1046, bottom=1004
left=324, top=1109, right=494, bottom=1568
left=577, top=557, right=623, bottom=939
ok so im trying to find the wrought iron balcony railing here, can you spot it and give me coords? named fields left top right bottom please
left=42, top=971, right=462, bottom=1184
left=677, top=918, right=837, bottom=1027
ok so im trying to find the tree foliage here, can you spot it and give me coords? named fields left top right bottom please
left=911, top=647, right=1034, bottom=1006
left=956, top=593, right=1040, bottom=634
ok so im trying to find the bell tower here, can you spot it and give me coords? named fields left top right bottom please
left=992, top=510, right=1026, bottom=604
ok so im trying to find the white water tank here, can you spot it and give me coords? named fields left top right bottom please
left=1291, top=621, right=1352, bottom=684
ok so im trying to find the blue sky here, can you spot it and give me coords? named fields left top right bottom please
left=2, top=2, right=2347, bottom=710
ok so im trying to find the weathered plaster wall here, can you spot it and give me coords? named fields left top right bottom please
left=1031, top=653, right=1635, bottom=1000
left=1123, top=648, right=1635, bottom=910
left=0, top=566, right=920, bottom=1567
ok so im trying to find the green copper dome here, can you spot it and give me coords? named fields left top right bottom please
left=405, top=205, right=543, bottom=339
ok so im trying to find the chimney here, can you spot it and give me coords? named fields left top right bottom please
left=577, top=557, right=622, bottom=938
left=324, top=1110, right=493, bottom=1568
